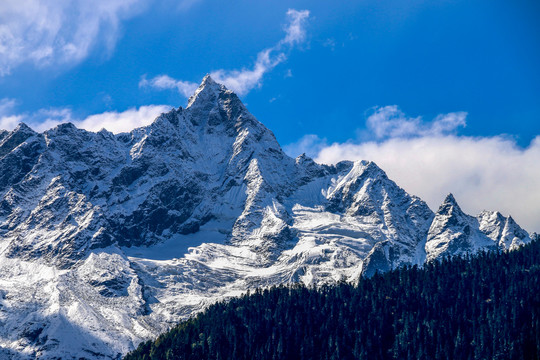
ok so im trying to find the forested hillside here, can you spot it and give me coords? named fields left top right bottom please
left=125, top=239, right=540, bottom=360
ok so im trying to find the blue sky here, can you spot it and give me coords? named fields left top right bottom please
left=1, top=0, right=539, bottom=231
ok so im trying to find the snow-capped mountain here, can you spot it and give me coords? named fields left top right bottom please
left=0, top=76, right=532, bottom=359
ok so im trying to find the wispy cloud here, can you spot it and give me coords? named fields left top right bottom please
left=0, top=0, right=156, bottom=75
left=0, top=98, right=24, bottom=130
left=323, top=38, right=336, bottom=51
left=0, top=0, right=202, bottom=75
left=177, top=0, right=203, bottom=12
left=0, top=98, right=170, bottom=133
left=141, top=9, right=310, bottom=96
left=366, top=105, right=466, bottom=139
left=283, top=134, right=328, bottom=159
left=139, top=75, right=199, bottom=98
left=286, top=107, right=540, bottom=232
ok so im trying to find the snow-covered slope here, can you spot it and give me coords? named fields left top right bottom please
left=424, top=194, right=530, bottom=261
left=0, top=76, right=532, bottom=359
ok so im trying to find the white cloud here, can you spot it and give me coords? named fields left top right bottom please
left=32, top=108, right=75, bottom=132
left=139, top=75, right=198, bottom=98
left=283, top=134, right=328, bottom=159
left=366, top=105, right=466, bottom=139
left=0, top=98, right=23, bottom=130
left=142, top=9, right=310, bottom=96
left=287, top=108, right=540, bottom=233
left=0, top=98, right=170, bottom=133
left=74, top=105, right=172, bottom=133
left=0, top=98, right=17, bottom=115
left=0, top=0, right=159, bottom=75
left=281, top=9, right=310, bottom=46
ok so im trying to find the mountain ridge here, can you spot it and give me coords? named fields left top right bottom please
left=0, top=76, right=532, bottom=359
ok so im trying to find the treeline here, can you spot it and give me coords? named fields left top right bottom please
left=125, top=240, right=540, bottom=360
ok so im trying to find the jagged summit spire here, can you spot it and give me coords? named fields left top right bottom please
left=179, top=74, right=279, bottom=145
left=443, top=193, right=457, bottom=205
left=201, top=74, right=217, bottom=86
left=437, top=193, right=463, bottom=215
left=187, top=74, right=228, bottom=109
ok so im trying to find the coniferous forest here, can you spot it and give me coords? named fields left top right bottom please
left=125, top=240, right=540, bottom=360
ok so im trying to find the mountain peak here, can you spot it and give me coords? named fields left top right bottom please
left=201, top=74, right=217, bottom=86
left=13, top=122, right=35, bottom=134
left=187, top=75, right=226, bottom=109
left=295, top=153, right=313, bottom=164
left=0, top=77, right=532, bottom=359
left=437, top=193, right=464, bottom=215
left=363, top=160, right=384, bottom=174
left=347, top=160, right=387, bottom=180
left=443, top=193, right=457, bottom=205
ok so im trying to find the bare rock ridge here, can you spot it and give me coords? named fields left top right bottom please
left=0, top=76, right=532, bottom=359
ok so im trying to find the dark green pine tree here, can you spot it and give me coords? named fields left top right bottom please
left=125, top=239, right=540, bottom=360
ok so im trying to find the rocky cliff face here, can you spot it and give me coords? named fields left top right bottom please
left=0, top=76, right=531, bottom=359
